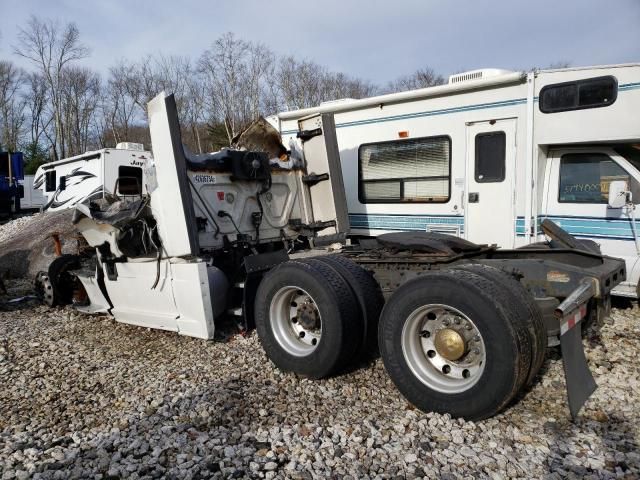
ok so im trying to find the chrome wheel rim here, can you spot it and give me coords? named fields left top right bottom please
left=401, top=304, right=486, bottom=394
left=270, top=286, right=322, bottom=357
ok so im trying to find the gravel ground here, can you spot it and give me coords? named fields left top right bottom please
left=0, top=278, right=639, bottom=480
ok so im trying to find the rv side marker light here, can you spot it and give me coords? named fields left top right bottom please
left=398, top=131, right=409, bottom=138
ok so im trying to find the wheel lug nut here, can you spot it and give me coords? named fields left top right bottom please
left=454, top=318, right=461, bottom=325
left=473, top=335, right=480, bottom=342
left=472, top=348, right=480, bottom=355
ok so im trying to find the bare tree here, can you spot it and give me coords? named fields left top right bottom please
left=274, top=56, right=377, bottom=112
left=59, top=66, right=101, bottom=155
left=386, top=67, right=445, bottom=93
left=23, top=72, right=50, bottom=148
left=199, top=33, right=276, bottom=144
left=13, top=15, right=89, bottom=158
left=103, top=61, right=143, bottom=144
left=0, top=60, right=26, bottom=150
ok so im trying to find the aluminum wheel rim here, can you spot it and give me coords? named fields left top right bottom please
left=270, top=286, right=322, bottom=357
left=401, top=304, right=486, bottom=394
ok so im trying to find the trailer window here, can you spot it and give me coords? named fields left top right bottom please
left=358, top=136, right=450, bottom=203
left=559, top=153, right=640, bottom=204
left=475, top=132, right=505, bottom=182
left=117, top=166, right=143, bottom=195
left=0, top=153, right=9, bottom=176
left=540, top=76, right=617, bottom=113
left=45, top=171, right=57, bottom=192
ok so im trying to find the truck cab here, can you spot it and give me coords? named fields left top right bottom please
left=541, top=144, right=640, bottom=297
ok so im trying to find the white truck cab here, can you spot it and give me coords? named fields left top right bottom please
left=541, top=145, right=640, bottom=297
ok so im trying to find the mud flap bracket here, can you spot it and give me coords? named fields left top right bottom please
left=555, top=278, right=598, bottom=419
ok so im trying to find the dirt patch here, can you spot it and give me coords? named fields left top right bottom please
left=0, top=211, right=79, bottom=280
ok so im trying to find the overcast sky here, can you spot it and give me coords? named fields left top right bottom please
left=1, top=0, right=639, bottom=84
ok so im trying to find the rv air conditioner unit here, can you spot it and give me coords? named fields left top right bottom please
left=448, top=69, right=514, bottom=85
left=116, top=142, right=144, bottom=151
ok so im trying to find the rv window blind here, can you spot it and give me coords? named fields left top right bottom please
left=559, top=153, right=640, bottom=204
left=540, top=76, right=617, bottom=113
left=358, top=136, right=450, bottom=203
left=475, top=132, right=506, bottom=183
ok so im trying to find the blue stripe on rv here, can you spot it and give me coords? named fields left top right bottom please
left=349, top=213, right=464, bottom=232
left=516, top=215, right=637, bottom=241
left=280, top=81, right=640, bottom=135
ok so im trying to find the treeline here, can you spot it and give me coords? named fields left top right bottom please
left=0, top=16, right=450, bottom=172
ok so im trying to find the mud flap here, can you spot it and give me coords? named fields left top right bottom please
left=560, top=307, right=597, bottom=419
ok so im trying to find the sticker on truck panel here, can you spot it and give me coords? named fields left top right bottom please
left=547, top=271, right=570, bottom=283
left=193, top=174, right=217, bottom=184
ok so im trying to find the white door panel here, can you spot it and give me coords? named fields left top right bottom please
left=465, top=119, right=517, bottom=247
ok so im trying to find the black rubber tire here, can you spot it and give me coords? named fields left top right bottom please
left=308, top=255, right=384, bottom=358
left=254, top=260, right=360, bottom=379
left=378, top=269, right=532, bottom=420
left=47, top=254, right=81, bottom=306
left=453, top=264, right=546, bottom=387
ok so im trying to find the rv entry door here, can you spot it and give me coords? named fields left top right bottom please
left=297, top=113, right=350, bottom=244
left=465, top=118, right=517, bottom=247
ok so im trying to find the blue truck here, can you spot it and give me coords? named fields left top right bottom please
left=0, top=151, right=24, bottom=217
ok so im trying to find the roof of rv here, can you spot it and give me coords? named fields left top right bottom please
left=40, top=147, right=150, bottom=170
left=276, top=62, right=640, bottom=121
left=277, top=70, right=526, bottom=120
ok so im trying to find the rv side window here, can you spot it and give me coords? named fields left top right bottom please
left=358, top=136, right=450, bottom=203
left=117, top=166, right=143, bottom=195
left=559, top=153, right=640, bottom=204
left=475, top=132, right=505, bottom=182
left=0, top=153, right=9, bottom=176
left=45, top=171, right=57, bottom=192
left=540, top=76, right=617, bottom=113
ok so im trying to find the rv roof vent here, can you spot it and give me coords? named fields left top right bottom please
left=448, top=69, right=514, bottom=85
left=319, top=98, right=356, bottom=106
left=116, top=142, right=144, bottom=151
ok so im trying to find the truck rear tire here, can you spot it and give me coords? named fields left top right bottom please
left=309, top=255, right=384, bottom=358
left=47, top=254, right=81, bottom=306
left=454, top=263, right=546, bottom=387
left=378, top=269, right=532, bottom=420
left=254, top=260, right=360, bottom=378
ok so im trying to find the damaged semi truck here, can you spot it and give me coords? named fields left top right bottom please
left=36, top=92, right=626, bottom=421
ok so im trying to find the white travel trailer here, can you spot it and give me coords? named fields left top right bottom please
left=34, top=143, right=150, bottom=211
left=273, top=64, right=640, bottom=297
left=19, top=175, right=46, bottom=210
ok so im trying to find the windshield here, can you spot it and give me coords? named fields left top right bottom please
left=615, top=145, right=640, bottom=172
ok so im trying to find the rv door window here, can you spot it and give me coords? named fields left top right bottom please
left=475, top=132, right=506, bottom=182
left=358, top=136, right=450, bottom=203
left=117, top=166, right=143, bottom=195
left=559, top=153, right=640, bottom=204
left=540, top=76, right=617, bottom=113
left=45, top=171, right=56, bottom=192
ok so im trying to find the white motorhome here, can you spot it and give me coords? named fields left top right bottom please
left=34, top=143, right=150, bottom=211
left=273, top=64, right=640, bottom=297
